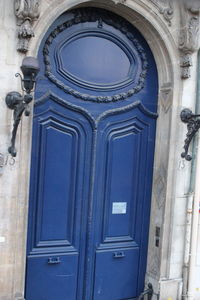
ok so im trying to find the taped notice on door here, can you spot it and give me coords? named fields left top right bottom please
left=112, top=202, right=127, bottom=214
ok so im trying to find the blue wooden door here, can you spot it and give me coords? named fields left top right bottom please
left=25, top=8, right=158, bottom=300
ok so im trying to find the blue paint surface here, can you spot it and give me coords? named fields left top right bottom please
left=60, top=35, right=131, bottom=85
left=26, top=7, right=158, bottom=300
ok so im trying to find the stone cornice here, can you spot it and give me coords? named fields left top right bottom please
left=14, top=0, right=41, bottom=53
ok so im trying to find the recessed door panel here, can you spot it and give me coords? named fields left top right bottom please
left=37, top=120, right=79, bottom=245
left=93, top=248, right=139, bottom=300
left=26, top=97, right=94, bottom=300
left=26, top=7, right=158, bottom=300
left=58, top=35, right=132, bottom=87
left=102, top=126, right=141, bottom=241
left=90, top=105, right=156, bottom=299
left=26, top=254, right=78, bottom=300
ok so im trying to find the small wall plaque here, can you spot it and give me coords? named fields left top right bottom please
left=112, top=202, right=127, bottom=214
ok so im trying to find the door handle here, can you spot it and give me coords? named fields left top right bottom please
left=48, top=257, right=61, bottom=264
left=113, top=251, right=125, bottom=258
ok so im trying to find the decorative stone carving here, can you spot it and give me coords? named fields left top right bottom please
left=160, top=82, right=173, bottom=113
left=149, top=0, right=174, bottom=26
left=0, top=153, right=4, bottom=175
left=148, top=164, right=167, bottom=277
left=179, top=0, right=200, bottom=79
left=180, top=54, right=193, bottom=79
left=0, top=153, right=4, bottom=167
left=112, top=0, right=126, bottom=4
left=148, top=247, right=161, bottom=277
left=153, top=165, right=167, bottom=210
left=14, top=0, right=41, bottom=52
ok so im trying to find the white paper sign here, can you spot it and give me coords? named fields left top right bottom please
left=0, top=236, right=5, bottom=243
left=112, top=202, right=127, bottom=214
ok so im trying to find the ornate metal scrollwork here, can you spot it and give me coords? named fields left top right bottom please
left=180, top=108, right=200, bottom=161
left=6, top=92, right=33, bottom=157
left=5, top=57, right=39, bottom=157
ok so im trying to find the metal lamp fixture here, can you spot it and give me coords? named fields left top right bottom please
left=5, top=56, right=40, bottom=157
left=180, top=108, right=200, bottom=161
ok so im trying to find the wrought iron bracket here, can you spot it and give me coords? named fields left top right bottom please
left=5, top=57, right=39, bottom=157
left=6, top=91, right=33, bottom=157
left=137, top=283, right=153, bottom=300
left=180, top=108, right=200, bottom=161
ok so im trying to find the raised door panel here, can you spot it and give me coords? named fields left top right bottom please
left=36, top=120, right=79, bottom=247
left=92, top=104, right=157, bottom=297
left=102, top=126, right=141, bottom=244
left=93, top=248, right=139, bottom=300
left=26, top=97, right=94, bottom=300
left=26, top=254, right=78, bottom=300
left=56, top=33, right=133, bottom=89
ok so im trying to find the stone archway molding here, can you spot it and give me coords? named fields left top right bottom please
left=14, top=0, right=174, bottom=53
left=13, top=0, right=200, bottom=78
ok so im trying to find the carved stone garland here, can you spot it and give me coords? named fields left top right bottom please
left=14, top=0, right=41, bottom=53
left=43, top=9, right=148, bottom=103
left=179, top=0, right=200, bottom=79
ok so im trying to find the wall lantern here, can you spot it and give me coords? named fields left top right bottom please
left=5, top=57, right=40, bottom=157
left=180, top=108, right=200, bottom=161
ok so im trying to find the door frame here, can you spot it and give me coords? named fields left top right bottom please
left=13, top=1, right=181, bottom=299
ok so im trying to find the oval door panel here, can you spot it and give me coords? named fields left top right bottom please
left=56, top=33, right=136, bottom=90
left=41, top=8, right=152, bottom=104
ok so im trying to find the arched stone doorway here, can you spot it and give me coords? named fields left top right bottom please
left=13, top=1, right=180, bottom=299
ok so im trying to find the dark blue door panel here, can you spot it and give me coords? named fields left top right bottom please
left=93, top=248, right=139, bottom=300
left=26, top=7, right=158, bottom=300
left=26, top=254, right=78, bottom=300
left=26, top=95, right=94, bottom=300
left=90, top=103, right=157, bottom=298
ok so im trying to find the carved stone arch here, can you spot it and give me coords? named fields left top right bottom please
left=14, top=1, right=181, bottom=299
